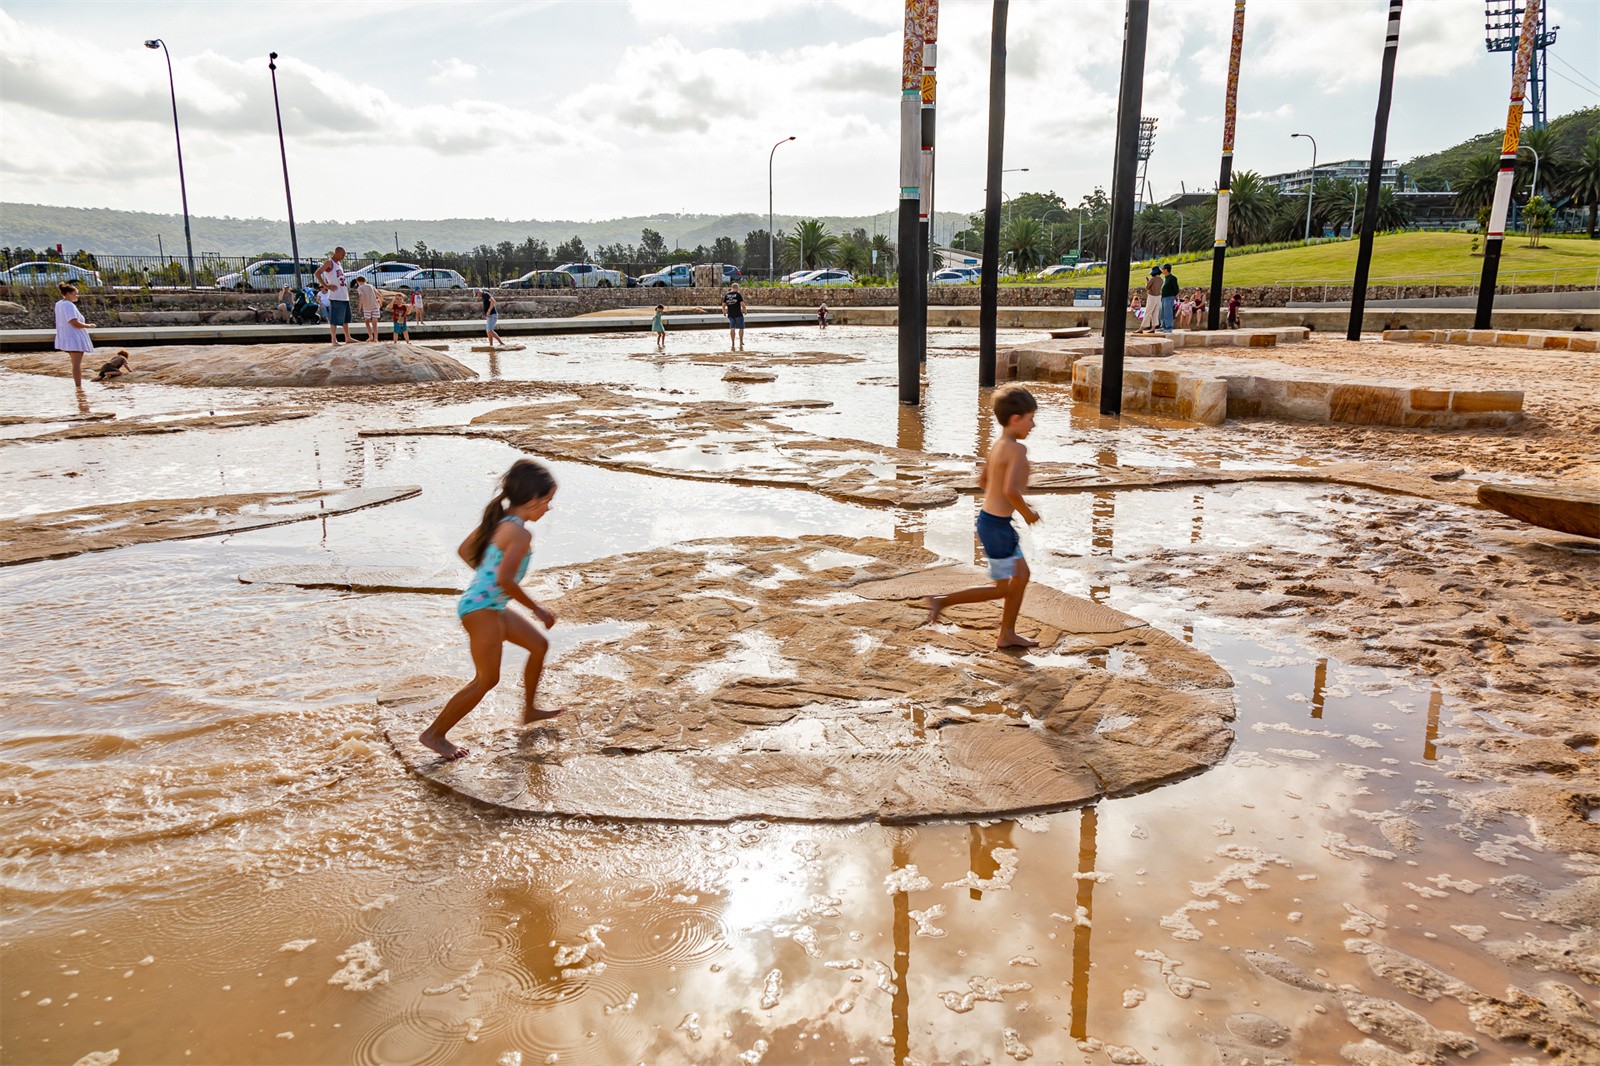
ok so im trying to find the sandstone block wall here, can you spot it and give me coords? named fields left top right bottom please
left=1382, top=328, right=1599, bottom=352
left=1070, top=359, right=1227, bottom=425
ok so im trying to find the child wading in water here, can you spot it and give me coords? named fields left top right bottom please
left=651, top=304, right=666, bottom=351
left=926, top=385, right=1041, bottom=649
left=421, top=459, right=564, bottom=760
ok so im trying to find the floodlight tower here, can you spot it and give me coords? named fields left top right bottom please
left=1485, top=0, right=1558, bottom=129
left=1135, top=117, right=1158, bottom=209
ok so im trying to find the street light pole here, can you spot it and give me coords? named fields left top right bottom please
left=1519, top=143, right=1540, bottom=202
left=267, top=53, right=303, bottom=293
left=144, top=39, right=195, bottom=289
left=1291, top=132, right=1317, bottom=242
left=768, top=135, right=795, bottom=281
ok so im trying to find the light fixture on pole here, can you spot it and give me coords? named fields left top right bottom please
left=768, top=135, right=795, bottom=281
left=1518, top=142, right=1541, bottom=201
left=144, top=39, right=196, bottom=289
left=267, top=53, right=304, bottom=293
left=1290, top=132, right=1317, bottom=242
left=1135, top=117, right=1158, bottom=209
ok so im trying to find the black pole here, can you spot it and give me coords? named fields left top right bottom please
left=1101, top=0, right=1149, bottom=417
left=1347, top=0, right=1402, bottom=341
left=978, top=0, right=1008, bottom=389
left=268, top=53, right=303, bottom=293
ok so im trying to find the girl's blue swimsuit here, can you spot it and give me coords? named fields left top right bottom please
left=457, top=517, right=530, bottom=618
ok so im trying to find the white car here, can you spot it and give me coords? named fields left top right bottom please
left=1037, top=264, right=1076, bottom=279
left=216, top=259, right=318, bottom=290
left=393, top=268, right=468, bottom=290
left=0, top=261, right=103, bottom=289
left=788, top=269, right=854, bottom=287
left=932, top=268, right=976, bottom=284
left=555, top=263, right=621, bottom=288
left=348, top=262, right=420, bottom=289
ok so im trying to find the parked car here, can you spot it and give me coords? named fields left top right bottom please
left=722, top=265, right=743, bottom=283
left=638, top=264, right=694, bottom=287
left=500, top=270, right=576, bottom=289
left=1037, top=264, right=1077, bottom=279
left=216, top=259, right=318, bottom=291
left=1073, top=260, right=1107, bottom=272
left=392, top=268, right=468, bottom=290
left=932, top=268, right=976, bottom=284
left=555, top=263, right=621, bottom=288
left=779, top=270, right=813, bottom=283
left=0, top=261, right=104, bottom=289
left=347, top=261, right=421, bottom=289
left=789, top=269, right=854, bottom=287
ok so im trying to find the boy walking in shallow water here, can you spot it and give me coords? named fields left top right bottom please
left=926, top=385, right=1041, bottom=649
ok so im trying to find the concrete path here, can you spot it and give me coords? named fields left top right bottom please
left=0, top=311, right=813, bottom=351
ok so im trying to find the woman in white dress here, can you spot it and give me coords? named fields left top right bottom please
left=53, top=282, right=96, bottom=387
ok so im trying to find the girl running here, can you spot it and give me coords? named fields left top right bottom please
left=421, top=459, right=563, bottom=760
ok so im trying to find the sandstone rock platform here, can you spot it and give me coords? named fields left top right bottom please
left=1477, top=483, right=1600, bottom=539
left=2, top=342, right=476, bottom=387
left=378, top=535, right=1237, bottom=823
left=1383, top=327, right=1600, bottom=353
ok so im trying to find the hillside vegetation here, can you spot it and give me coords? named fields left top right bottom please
left=1403, top=107, right=1600, bottom=192
left=1039, top=231, right=1600, bottom=292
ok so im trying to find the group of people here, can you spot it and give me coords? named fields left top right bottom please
left=1130, top=264, right=1243, bottom=333
left=302, top=247, right=428, bottom=345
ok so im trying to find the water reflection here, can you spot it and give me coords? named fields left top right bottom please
left=1424, top=685, right=1444, bottom=761
left=895, top=405, right=926, bottom=548
left=1069, top=805, right=1099, bottom=1040
left=891, top=828, right=911, bottom=1066
left=1310, top=658, right=1329, bottom=719
left=966, top=821, right=1016, bottom=902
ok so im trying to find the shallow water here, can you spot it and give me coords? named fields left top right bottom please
left=0, top=326, right=1580, bottom=1064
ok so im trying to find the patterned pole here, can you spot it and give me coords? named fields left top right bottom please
left=1346, top=0, right=1403, bottom=340
left=1474, top=0, right=1540, bottom=329
left=898, top=0, right=926, bottom=405
left=978, top=0, right=1008, bottom=389
left=918, top=0, right=939, bottom=367
left=1207, top=1, right=1246, bottom=331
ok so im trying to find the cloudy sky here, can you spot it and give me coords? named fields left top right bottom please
left=3, top=0, right=1597, bottom=225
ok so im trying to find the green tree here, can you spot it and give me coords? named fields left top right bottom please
left=1001, top=217, right=1047, bottom=272
left=869, top=233, right=896, bottom=272
left=639, top=228, right=668, bottom=260
left=1566, top=132, right=1600, bottom=237
left=710, top=235, right=742, bottom=266
left=1519, top=127, right=1564, bottom=203
left=553, top=236, right=587, bottom=262
left=836, top=242, right=866, bottom=274
left=743, top=229, right=772, bottom=275
left=1454, top=152, right=1500, bottom=215
left=786, top=219, right=838, bottom=270
left=1224, top=171, right=1281, bottom=245
left=1522, top=194, right=1556, bottom=246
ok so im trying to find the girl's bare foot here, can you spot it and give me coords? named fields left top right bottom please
left=997, top=631, right=1039, bottom=649
left=419, top=730, right=470, bottom=761
left=924, top=596, right=943, bottom=626
left=523, top=705, right=567, bottom=726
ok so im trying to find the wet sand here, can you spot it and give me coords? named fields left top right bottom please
left=1, top=326, right=1595, bottom=1065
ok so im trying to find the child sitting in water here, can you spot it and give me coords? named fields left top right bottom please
left=94, top=350, right=133, bottom=382
left=421, top=459, right=564, bottom=761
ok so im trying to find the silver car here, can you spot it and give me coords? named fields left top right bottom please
left=393, top=268, right=468, bottom=290
left=0, top=261, right=103, bottom=289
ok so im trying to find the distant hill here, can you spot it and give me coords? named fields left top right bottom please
left=1403, top=106, right=1599, bottom=192
left=0, top=202, right=968, bottom=258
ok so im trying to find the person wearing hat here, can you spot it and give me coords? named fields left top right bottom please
left=1159, top=263, right=1179, bottom=333
left=1138, top=267, right=1162, bottom=333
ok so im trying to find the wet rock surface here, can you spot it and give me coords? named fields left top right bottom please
left=2, top=341, right=476, bottom=387
left=379, top=535, right=1236, bottom=822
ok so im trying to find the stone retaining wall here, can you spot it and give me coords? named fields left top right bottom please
left=1070, top=360, right=1228, bottom=424
left=1382, top=327, right=1599, bottom=351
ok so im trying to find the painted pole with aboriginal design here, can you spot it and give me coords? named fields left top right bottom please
left=1474, top=0, right=1540, bottom=329
left=1207, top=0, right=1245, bottom=331
left=898, top=0, right=926, bottom=404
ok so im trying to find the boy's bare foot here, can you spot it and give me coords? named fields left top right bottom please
left=997, top=631, right=1040, bottom=649
left=924, top=595, right=944, bottom=626
left=523, top=705, right=567, bottom=725
left=419, top=730, right=470, bottom=760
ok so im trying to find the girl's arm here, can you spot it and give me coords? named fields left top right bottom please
left=493, top=529, right=541, bottom=612
left=456, top=529, right=479, bottom=567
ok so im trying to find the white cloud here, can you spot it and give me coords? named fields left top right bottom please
left=428, top=57, right=479, bottom=84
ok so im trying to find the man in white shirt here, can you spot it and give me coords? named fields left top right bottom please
left=315, top=247, right=352, bottom=345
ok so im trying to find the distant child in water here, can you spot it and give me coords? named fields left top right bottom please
left=421, top=459, right=564, bottom=761
left=925, top=385, right=1041, bottom=649
left=651, top=304, right=666, bottom=351
left=94, top=349, right=133, bottom=382
left=817, top=302, right=830, bottom=329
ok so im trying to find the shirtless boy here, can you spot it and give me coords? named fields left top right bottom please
left=926, top=385, right=1040, bottom=649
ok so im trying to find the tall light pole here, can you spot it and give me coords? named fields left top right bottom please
left=1518, top=143, right=1541, bottom=202
left=144, top=39, right=195, bottom=289
left=1291, top=132, right=1317, bottom=242
left=267, top=53, right=303, bottom=292
left=768, top=135, right=795, bottom=281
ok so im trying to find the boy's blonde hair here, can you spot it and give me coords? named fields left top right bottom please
left=992, top=385, right=1037, bottom=426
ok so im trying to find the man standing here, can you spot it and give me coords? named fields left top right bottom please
left=722, top=281, right=746, bottom=352
left=1159, top=263, right=1179, bottom=334
left=315, top=246, right=352, bottom=345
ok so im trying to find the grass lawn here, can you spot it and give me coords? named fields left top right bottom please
left=1021, top=231, right=1600, bottom=292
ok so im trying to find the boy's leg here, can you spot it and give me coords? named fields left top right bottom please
left=503, top=610, right=564, bottom=723
left=421, top=611, right=504, bottom=759
left=925, top=581, right=1006, bottom=624
left=997, top=558, right=1038, bottom=648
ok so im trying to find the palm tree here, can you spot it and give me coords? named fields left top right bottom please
left=785, top=219, right=838, bottom=270
left=835, top=241, right=866, bottom=274
left=1561, top=131, right=1600, bottom=237
left=1002, top=217, right=1047, bottom=273
left=1226, top=170, right=1281, bottom=245
left=1454, top=152, right=1500, bottom=215
left=869, top=233, right=897, bottom=272
left=1519, top=126, right=1564, bottom=203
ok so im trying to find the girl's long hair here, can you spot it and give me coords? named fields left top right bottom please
left=465, top=459, right=556, bottom=567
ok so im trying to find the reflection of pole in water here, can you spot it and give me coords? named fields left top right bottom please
left=488, top=347, right=501, bottom=381
left=1310, top=658, right=1328, bottom=720
left=891, top=828, right=912, bottom=1066
left=1423, top=685, right=1443, bottom=761
left=896, top=405, right=928, bottom=547
left=966, top=820, right=1016, bottom=901
left=1190, top=492, right=1204, bottom=545
left=1069, top=805, right=1099, bottom=1040
left=1090, top=480, right=1114, bottom=608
